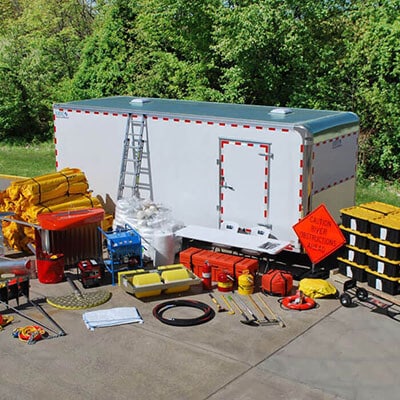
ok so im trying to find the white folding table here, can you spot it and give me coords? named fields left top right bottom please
left=175, top=225, right=290, bottom=256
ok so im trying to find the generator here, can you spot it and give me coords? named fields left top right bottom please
left=76, top=259, right=103, bottom=288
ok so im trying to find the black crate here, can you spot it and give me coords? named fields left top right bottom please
left=367, top=252, right=400, bottom=278
left=343, top=245, right=368, bottom=265
left=370, top=216, right=400, bottom=243
left=366, top=267, right=400, bottom=295
left=369, top=236, right=400, bottom=260
left=340, top=206, right=383, bottom=234
left=340, top=226, right=369, bottom=250
left=337, top=257, right=368, bottom=282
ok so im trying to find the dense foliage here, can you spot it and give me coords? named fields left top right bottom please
left=1, top=0, right=399, bottom=179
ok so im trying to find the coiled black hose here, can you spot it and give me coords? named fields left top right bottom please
left=152, top=299, right=215, bottom=326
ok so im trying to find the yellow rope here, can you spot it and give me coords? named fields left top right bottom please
left=0, top=315, right=14, bottom=331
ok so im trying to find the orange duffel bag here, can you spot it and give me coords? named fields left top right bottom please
left=261, top=269, right=293, bottom=296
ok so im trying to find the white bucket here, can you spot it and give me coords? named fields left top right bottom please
left=142, top=231, right=175, bottom=266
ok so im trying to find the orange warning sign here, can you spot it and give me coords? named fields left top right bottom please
left=293, top=204, right=346, bottom=264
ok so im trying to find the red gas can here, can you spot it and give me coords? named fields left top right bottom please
left=217, top=271, right=234, bottom=292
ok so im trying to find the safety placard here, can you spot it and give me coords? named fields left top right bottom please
left=293, top=204, right=346, bottom=264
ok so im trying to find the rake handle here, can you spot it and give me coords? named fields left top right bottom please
left=257, top=293, right=286, bottom=328
left=248, top=294, right=270, bottom=321
left=227, top=295, right=249, bottom=321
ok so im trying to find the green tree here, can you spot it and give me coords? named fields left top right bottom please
left=70, top=0, right=139, bottom=98
left=0, top=0, right=95, bottom=142
left=72, top=0, right=222, bottom=100
left=285, top=1, right=355, bottom=110
left=345, top=1, right=400, bottom=179
left=129, top=0, right=222, bottom=100
left=210, top=1, right=352, bottom=106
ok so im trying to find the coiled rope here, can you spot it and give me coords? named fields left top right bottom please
left=13, top=325, right=47, bottom=344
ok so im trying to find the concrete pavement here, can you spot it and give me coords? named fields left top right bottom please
left=0, top=270, right=399, bottom=400
left=1, top=174, right=399, bottom=400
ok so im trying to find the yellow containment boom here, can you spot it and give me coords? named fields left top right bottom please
left=118, top=264, right=201, bottom=298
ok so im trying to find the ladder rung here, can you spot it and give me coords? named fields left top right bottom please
left=137, top=184, right=152, bottom=190
left=118, top=113, right=152, bottom=200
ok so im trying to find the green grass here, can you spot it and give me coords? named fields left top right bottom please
left=1, top=142, right=399, bottom=208
left=356, top=175, right=400, bottom=207
left=0, top=141, right=56, bottom=177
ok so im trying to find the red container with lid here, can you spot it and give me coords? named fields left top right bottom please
left=235, top=258, right=259, bottom=279
left=191, top=249, right=216, bottom=278
left=217, top=270, right=234, bottom=292
left=36, top=253, right=64, bottom=284
left=179, top=247, right=203, bottom=272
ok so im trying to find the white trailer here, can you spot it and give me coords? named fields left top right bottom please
left=53, top=97, right=359, bottom=253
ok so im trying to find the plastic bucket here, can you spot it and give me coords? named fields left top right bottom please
left=36, top=254, right=64, bottom=284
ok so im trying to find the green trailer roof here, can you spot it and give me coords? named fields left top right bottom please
left=54, top=96, right=359, bottom=136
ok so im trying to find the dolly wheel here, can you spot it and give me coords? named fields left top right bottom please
left=356, top=287, right=368, bottom=301
left=340, top=293, right=353, bottom=308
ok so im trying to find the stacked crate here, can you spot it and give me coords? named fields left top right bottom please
left=179, top=247, right=259, bottom=283
left=339, top=201, right=400, bottom=295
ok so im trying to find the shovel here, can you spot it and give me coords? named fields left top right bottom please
left=227, top=295, right=258, bottom=326
left=235, top=295, right=263, bottom=326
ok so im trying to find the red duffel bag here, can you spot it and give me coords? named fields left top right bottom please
left=261, top=269, right=293, bottom=296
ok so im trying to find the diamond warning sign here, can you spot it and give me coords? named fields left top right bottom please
left=293, top=204, right=346, bottom=264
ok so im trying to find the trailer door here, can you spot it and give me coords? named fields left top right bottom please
left=219, top=139, right=271, bottom=229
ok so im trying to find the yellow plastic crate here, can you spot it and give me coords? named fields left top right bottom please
left=367, top=251, right=400, bottom=278
left=365, top=267, right=400, bottom=295
left=368, top=235, right=400, bottom=260
left=370, top=215, right=400, bottom=243
left=360, top=201, right=400, bottom=215
left=337, top=256, right=368, bottom=282
left=340, top=206, right=383, bottom=233
left=340, top=225, right=370, bottom=249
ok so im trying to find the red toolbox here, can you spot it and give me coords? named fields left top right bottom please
left=179, top=247, right=259, bottom=283
left=192, top=250, right=218, bottom=278
left=210, top=253, right=242, bottom=282
left=235, top=258, right=259, bottom=279
left=180, top=248, right=216, bottom=278
left=179, top=247, right=204, bottom=272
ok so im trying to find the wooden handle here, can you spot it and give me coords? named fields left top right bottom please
left=257, top=293, right=286, bottom=327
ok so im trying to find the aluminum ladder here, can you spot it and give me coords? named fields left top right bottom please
left=117, top=114, right=153, bottom=200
